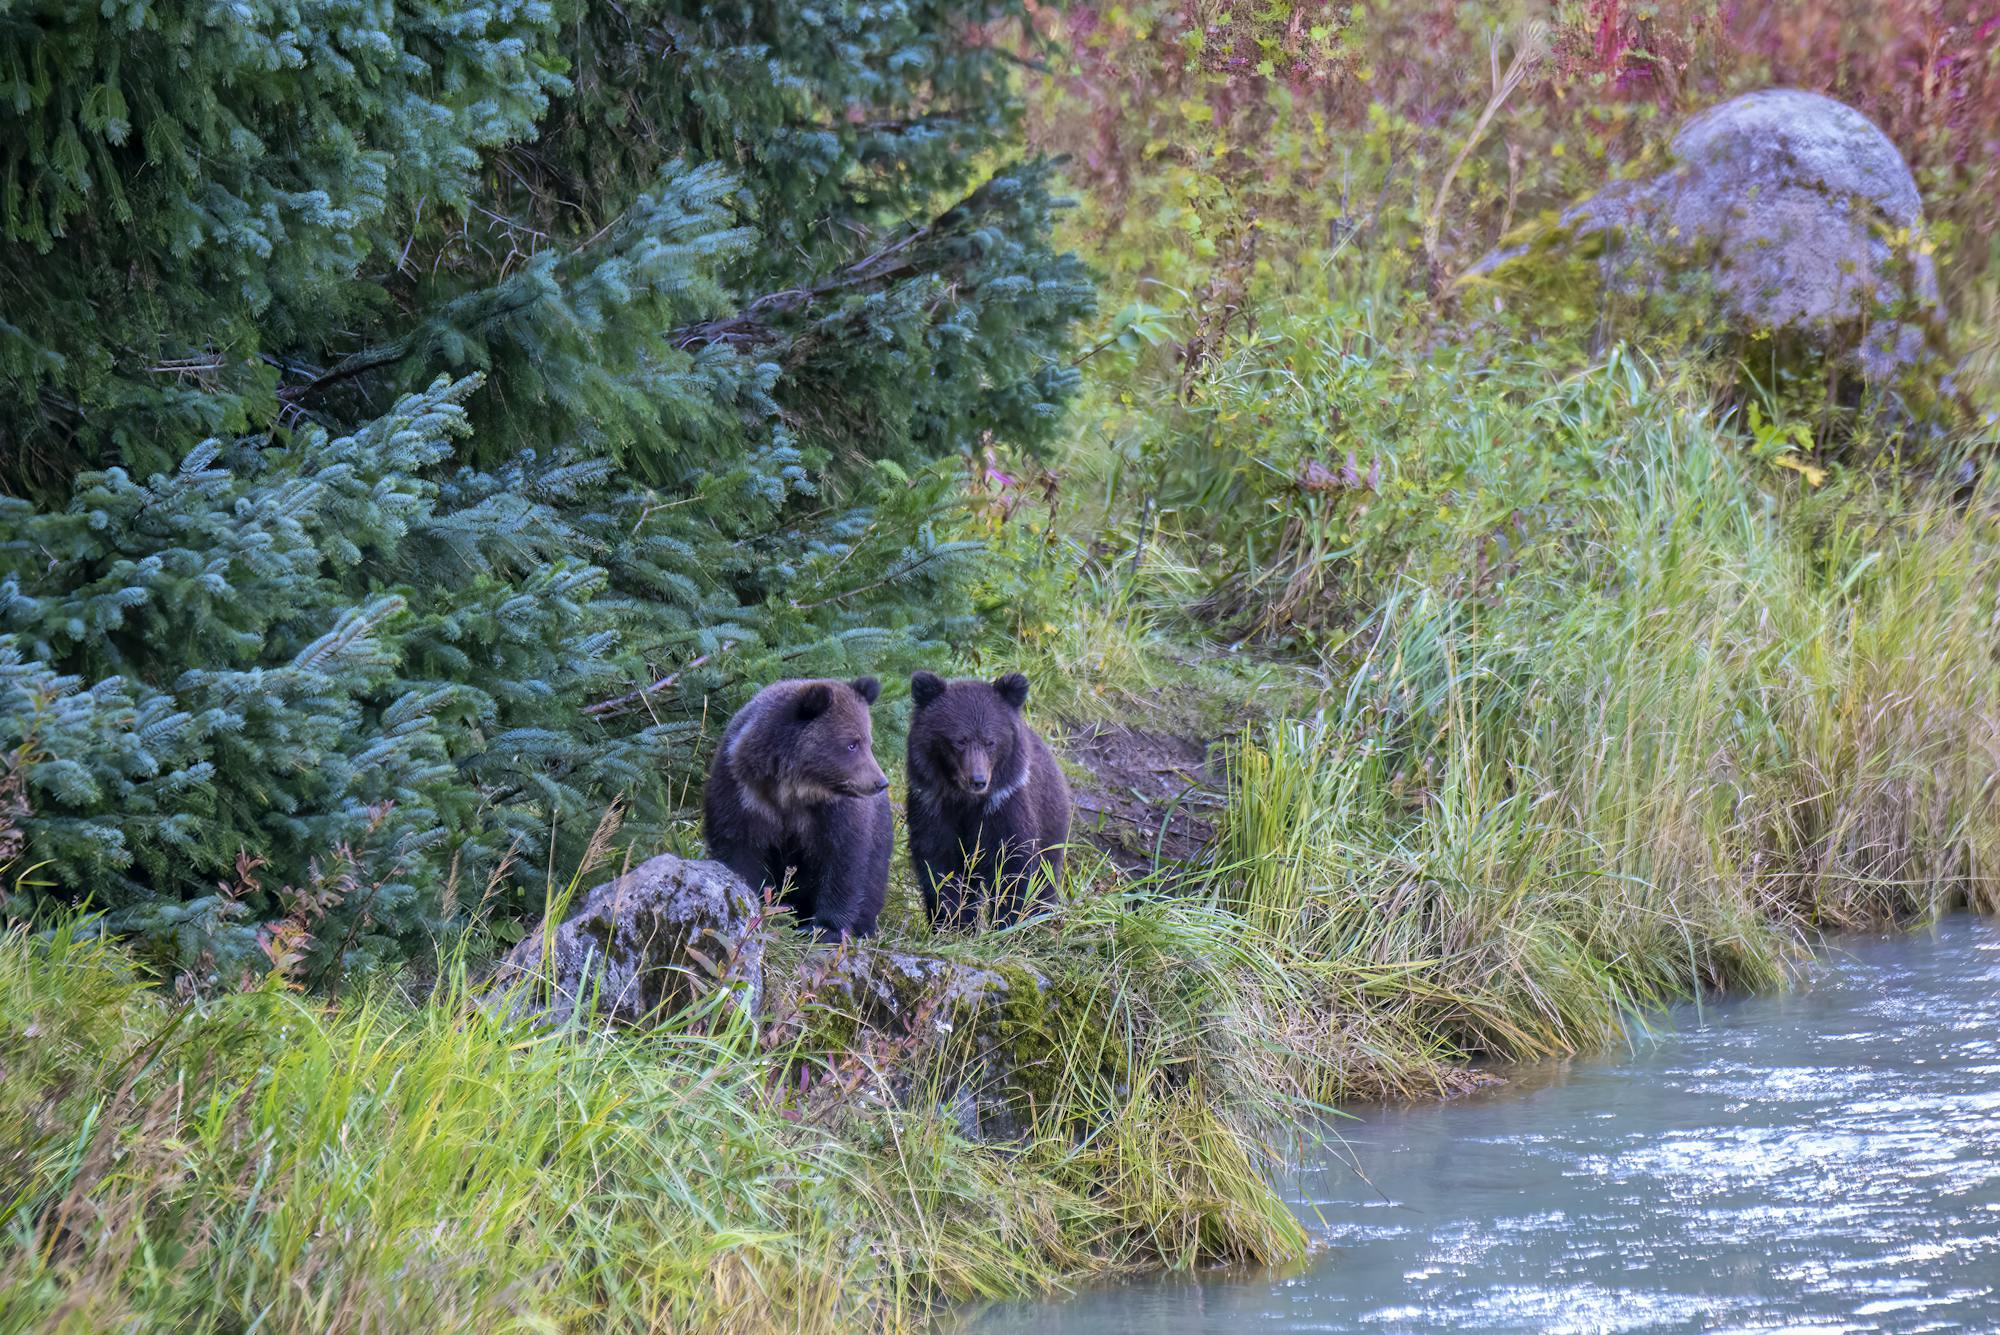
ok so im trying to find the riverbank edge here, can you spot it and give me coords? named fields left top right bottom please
left=7, top=857, right=1987, bottom=1332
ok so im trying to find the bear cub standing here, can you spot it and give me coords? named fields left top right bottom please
left=703, top=677, right=892, bottom=940
left=906, top=670, right=1071, bottom=931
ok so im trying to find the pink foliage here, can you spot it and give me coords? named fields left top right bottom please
left=1030, top=0, right=2000, bottom=277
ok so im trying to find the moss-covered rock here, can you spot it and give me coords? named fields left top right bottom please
left=777, top=945, right=1044, bottom=1141
left=489, top=853, right=763, bottom=1028
left=1472, top=90, right=1947, bottom=390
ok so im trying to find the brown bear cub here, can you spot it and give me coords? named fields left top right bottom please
left=703, top=677, right=892, bottom=940
left=906, top=670, right=1071, bottom=931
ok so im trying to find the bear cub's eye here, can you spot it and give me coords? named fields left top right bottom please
left=847, top=738, right=862, bottom=752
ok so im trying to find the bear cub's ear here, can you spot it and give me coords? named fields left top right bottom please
left=910, top=670, right=947, bottom=708
left=851, top=676, right=881, bottom=706
left=994, top=672, right=1029, bottom=710
left=794, top=681, right=833, bottom=721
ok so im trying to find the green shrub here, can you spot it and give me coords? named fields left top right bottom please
left=0, top=1, right=1092, bottom=976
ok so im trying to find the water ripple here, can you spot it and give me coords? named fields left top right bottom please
left=975, top=916, right=2000, bottom=1334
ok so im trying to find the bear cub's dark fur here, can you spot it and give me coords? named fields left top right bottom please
left=703, top=676, right=892, bottom=939
left=906, top=670, right=1071, bottom=931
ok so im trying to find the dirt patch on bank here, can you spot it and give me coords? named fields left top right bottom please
left=1060, top=724, right=1223, bottom=876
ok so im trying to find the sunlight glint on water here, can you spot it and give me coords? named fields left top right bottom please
left=975, top=916, right=2000, bottom=1334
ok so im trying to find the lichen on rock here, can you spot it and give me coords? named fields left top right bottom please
left=1471, top=89, right=1944, bottom=383
left=489, top=853, right=764, bottom=1028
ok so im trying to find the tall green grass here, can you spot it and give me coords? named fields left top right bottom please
left=1208, top=345, right=2000, bottom=1067
left=5, top=306, right=1996, bottom=1331
left=0, top=897, right=1344, bottom=1332
left=0, top=922, right=1106, bottom=1332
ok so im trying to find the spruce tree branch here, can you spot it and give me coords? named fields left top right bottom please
left=792, top=111, right=967, bottom=137
left=989, top=47, right=1052, bottom=74
left=277, top=187, right=635, bottom=408
left=282, top=172, right=998, bottom=399
left=667, top=219, right=935, bottom=351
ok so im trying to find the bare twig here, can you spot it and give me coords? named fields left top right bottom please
left=668, top=220, right=938, bottom=352
left=583, top=651, right=720, bottom=719
left=786, top=548, right=952, bottom=613
left=1424, top=23, right=1547, bottom=286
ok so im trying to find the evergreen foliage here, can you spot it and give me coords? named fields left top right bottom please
left=0, top=0, right=1092, bottom=978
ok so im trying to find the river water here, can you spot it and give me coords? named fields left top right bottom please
left=975, top=914, right=2000, bottom=1334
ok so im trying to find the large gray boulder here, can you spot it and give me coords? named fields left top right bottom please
left=1481, top=89, right=1942, bottom=379
left=490, top=852, right=764, bottom=1027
